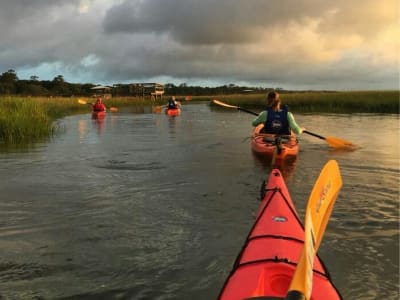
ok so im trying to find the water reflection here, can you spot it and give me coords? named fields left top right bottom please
left=92, top=117, right=106, bottom=135
left=252, top=152, right=298, bottom=180
left=78, top=119, right=87, bottom=141
left=168, top=116, right=177, bottom=134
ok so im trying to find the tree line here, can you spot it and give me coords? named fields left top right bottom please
left=0, top=69, right=275, bottom=97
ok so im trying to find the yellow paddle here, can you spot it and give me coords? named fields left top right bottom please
left=212, top=99, right=356, bottom=150
left=302, top=130, right=355, bottom=149
left=78, top=99, right=118, bottom=112
left=213, top=99, right=260, bottom=116
left=285, top=160, right=342, bottom=300
left=78, top=99, right=89, bottom=105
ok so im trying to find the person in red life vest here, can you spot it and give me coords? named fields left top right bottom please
left=92, top=97, right=107, bottom=112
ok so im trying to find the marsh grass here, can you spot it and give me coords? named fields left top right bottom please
left=207, top=91, right=399, bottom=113
left=0, top=96, right=162, bottom=144
left=0, top=96, right=91, bottom=143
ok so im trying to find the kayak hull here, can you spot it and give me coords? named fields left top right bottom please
left=165, top=108, right=181, bottom=116
left=251, top=124, right=299, bottom=161
left=218, top=169, right=342, bottom=300
left=92, top=111, right=106, bottom=119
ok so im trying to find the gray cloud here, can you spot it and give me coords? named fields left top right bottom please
left=0, top=0, right=398, bottom=90
left=103, top=0, right=329, bottom=45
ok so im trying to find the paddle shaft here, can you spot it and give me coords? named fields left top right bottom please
left=78, top=99, right=118, bottom=112
left=237, top=107, right=259, bottom=116
left=233, top=107, right=326, bottom=140
left=303, top=130, right=325, bottom=140
left=213, top=99, right=355, bottom=149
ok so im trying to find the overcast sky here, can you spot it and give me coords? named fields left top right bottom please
left=0, top=0, right=398, bottom=90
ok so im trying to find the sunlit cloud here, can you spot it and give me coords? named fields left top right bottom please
left=80, top=54, right=100, bottom=67
left=78, top=0, right=90, bottom=14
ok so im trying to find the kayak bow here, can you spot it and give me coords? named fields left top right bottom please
left=218, top=168, right=342, bottom=300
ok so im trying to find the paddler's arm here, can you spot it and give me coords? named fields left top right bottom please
left=252, top=111, right=267, bottom=127
left=288, top=112, right=305, bottom=135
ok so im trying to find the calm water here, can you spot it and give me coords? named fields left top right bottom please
left=0, top=103, right=399, bottom=300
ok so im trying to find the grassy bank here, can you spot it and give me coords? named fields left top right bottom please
left=0, top=96, right=151, bottom=144
left=205, top=90, right=399, bottom=113
left=0, top=97, right=77, bottom=144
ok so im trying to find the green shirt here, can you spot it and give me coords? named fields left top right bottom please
left=252, top=110, right=303, bottom=135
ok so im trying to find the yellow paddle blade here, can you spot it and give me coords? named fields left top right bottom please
left=306, top=160, right=342, bottom=248
left=110, top=107, right=118, bottom=112
left=212, top=99, right=239, bottom=109
left=287, top=160, right=342, bottom=300
left=326, top=136, right=356, bottom=150
left=152, top=105, right=164, bottom=113
left=78, top=99, right=88, bottom=105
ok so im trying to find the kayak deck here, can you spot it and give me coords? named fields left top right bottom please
left=92, top=111, right=106, bottom=119
left=251, top=124, right=299, bottom=160
left=165, top=108, right=181, bottom=116
left=218, top=169, right=342, bottom=300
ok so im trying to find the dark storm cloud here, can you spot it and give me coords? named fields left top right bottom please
left=103, top=0, right=330, bottom=45
left=0, top=0, right=397, bottom=89
left=0, top=0, right=98, bottom=72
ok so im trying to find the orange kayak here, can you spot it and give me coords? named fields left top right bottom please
left=218, top=168, right=342, bottom=300
left=165, top=108, right=181, bottom=116
left=92, top=111, right=106, bottom=119
left=251, top=124, right=299, bottom=160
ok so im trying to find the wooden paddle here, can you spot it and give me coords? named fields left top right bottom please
left=212, top=99, right=356, bottom=150
left=285, top=160, right=342, bottom=300
left=78, top=99, right=118, bottom=112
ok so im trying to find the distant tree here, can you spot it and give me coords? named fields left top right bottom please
left=53, top=75, right=65, bottom=83
left=51, top=75, right=70, bottom=96
left=30, top=75, right=39, bottom=81
left=0, top=69, right=18, bottom=83
left=0, top=69, right=18, bottom=94
left=16, top=80, right=49, bottom=96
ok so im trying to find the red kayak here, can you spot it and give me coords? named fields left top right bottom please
left=218, top=169, right=342, bottom=300
left=165, top=108, right=181, bottom=116
left=251, top=124, right=299, bottom=161
left=92, top=110, right=106, bottom=119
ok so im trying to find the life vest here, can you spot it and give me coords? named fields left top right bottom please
left=167, top=99, right=177, bottom=109
left=93, top=103, right=106, bottom=112
left=263, top=106, right=290, bottom=135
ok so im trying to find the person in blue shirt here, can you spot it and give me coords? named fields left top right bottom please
left=252, top=91, right=305, bottom=135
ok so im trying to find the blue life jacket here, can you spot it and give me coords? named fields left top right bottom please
left=167, top=99, right=177, bottom=109
left=263, top=105, right=290, bottom=135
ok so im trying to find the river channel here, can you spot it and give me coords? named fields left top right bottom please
left=0, top=103, right=398, bottom=300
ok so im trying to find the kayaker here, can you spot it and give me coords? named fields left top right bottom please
left=252, top=91, right=305, bottom=135
left=167, top=96, right=180, bottom=109
left=92, top=97, right=107, bottom=112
